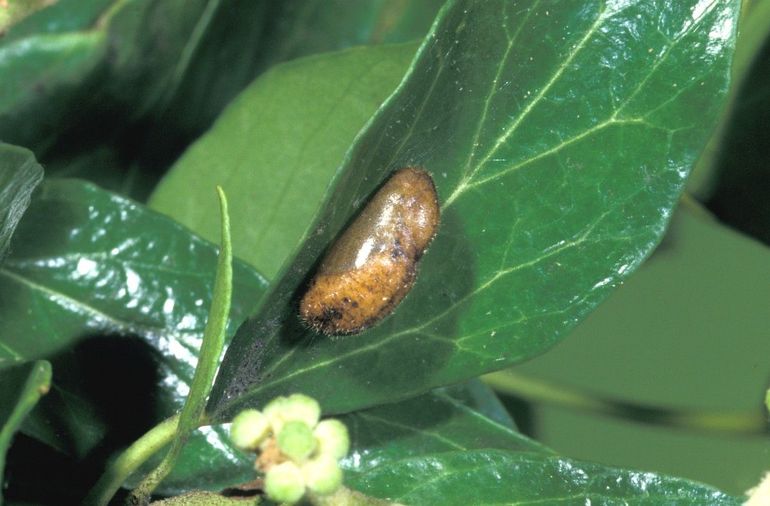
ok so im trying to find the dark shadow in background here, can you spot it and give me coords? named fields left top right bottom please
left=706, top=35, right=770, bottom=246
left=497, top=395, right=538, bottom=439
left=5, top=333, right=161, bottom=505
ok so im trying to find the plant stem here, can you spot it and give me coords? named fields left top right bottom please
left=82, top=415, right=180, bottom=506
left=484, top=370, right=768, bottom=435
left=85, top=187, right=233, bottom=505
left=127, top=187, right=233, bottom=504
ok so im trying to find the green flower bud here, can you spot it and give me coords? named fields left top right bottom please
left=263, top=396, right=290, bottom=433
left=264, top=461, right=305, bottom=504
left=264, top=394, right=321, bottom=434
left=283, top=393, right=321, bottom=427
left=229, top=409, right=270, bottom=451
left=302, top=454, right=343, bottom=496
left=314, top=419, right=350, bottom=460
left=278, top=421, right=316, bottom=462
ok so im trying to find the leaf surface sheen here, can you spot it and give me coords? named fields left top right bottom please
left=209, top=0, right=740, bottom=421
left=348, top=450, right=741, bottom=505
left=0, top=144, right=44, bottom=266
left=0, top=179, right=268, bottom=491
left=342, top=389, right=740, bottom=505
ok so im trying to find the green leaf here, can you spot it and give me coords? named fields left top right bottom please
left=1, top=0, right=111, bottom=42
left=149, top=42, right=418, bottom=278
left=0, top=144, right=44, bottom=265
left=505, top=204, right=770, bottom=494
left=3, top=0, right=441, bottom=199
left=347, top=450, right=741, bottom=505
left=441, top=380, right=517, bottom=430
left=160, top=0, right=444, bottom=139
left=138, top=0, right=444, bottom=162
left=341, top=389, right=548, bottom=461
left=207, top=0, right=740, bottom=422
left=0, top=360, right=51, bottom=505
left=0, top=0, right=269, bottom=195
left=0, top=12, right=107, bottom=153
left=0, top=179, right=267, bottom=491
left=0, top=0, right=63, bottom=33
left=342, top=389, right=738, bottom=505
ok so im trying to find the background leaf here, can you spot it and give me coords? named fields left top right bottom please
left=0, top=180, right=267, bottom=500
left=0, top=0, right=268, bottom=198
left=496, top=203, right=770, bottom=494
left=207, top=0, right=740, bottom=422
left=342, top=388, right=740, bottom=505
left=1, top=0, right=442, bottom=200
left=149, top=43, right=418, bottom=279
left=0, top=144, right=44, bottom=265
left=0, top=0, right=110, bottom=156
left=0, top=360, right=51, bottom=505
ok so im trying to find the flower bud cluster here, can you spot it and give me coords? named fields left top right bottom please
left=229, top=394, right=350, bottom=504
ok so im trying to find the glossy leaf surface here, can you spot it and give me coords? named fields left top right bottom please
left=0, top=144, right=44, bottom=264
left=508, top=205, right=770, bottom=493
left=208, top=0, right=740, bottom=421
left=0, top=179, right=268, bottom=491
left=150, top=43, right=418, bottom=278
left=347, top=450, right=740, bottom=505
left=0, top=360, right=51, bottom=505
left=342, top=389, right=739, bottom=505
left=341, top=388, right=549, bottom=463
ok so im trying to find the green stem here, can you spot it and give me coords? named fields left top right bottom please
left=128, top=187, right=233, bottom=504
left=82, top=415, right=180, bottom=506
left=484, top=371, right=768, bottom=435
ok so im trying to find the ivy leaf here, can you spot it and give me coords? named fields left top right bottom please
left=347, top=450, right=741, bottom=505
left=207, top=0, right=740, bottom=421
left=149, top=43, right=418, bottom=279
left=441, top=380, right=517, bottom=430
left=341, top=388, right=549, bottom=462
left=502, top=204, right=770, bottom=492
left=0, top=144, right=44, bottom=264
left=0, top=179, right=267, bottom=493
left=342, top=389, right=740, bottom=505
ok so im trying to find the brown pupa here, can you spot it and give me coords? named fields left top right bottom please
left=299, top=167, right=440, bottom=335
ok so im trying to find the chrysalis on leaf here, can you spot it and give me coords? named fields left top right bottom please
left=300, top=167, right=440, bottom=335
